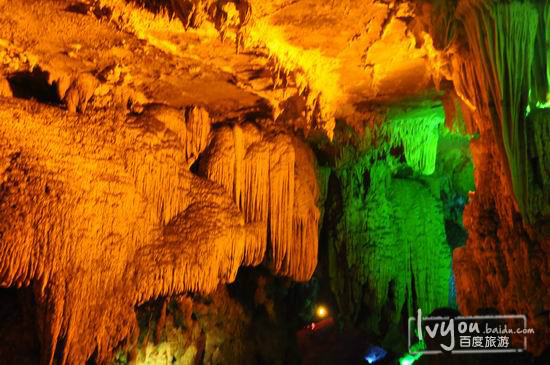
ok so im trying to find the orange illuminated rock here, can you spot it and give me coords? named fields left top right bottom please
left=0, top=97, right=320, bottom=364
left=199, top=122, right=321, bottom=280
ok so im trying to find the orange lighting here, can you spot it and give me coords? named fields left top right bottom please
left=316, top=305, right=328, bottom=318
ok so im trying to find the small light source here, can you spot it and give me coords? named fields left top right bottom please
left=364, top=345, right=387, bottom=364
left=316, top=305, right=328, bottom=319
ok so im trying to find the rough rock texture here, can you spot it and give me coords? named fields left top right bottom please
left=199, top=122, right=321, bottom=280
left=385, top=101, right=446, bottom=175
left=0, top=0, right=332, bottom=362
left=95, top=0, right=446, bottom=137
left=418, top=0, right=550, bottom=354
left=319, top=92, right=476, bottom=352
left=111, top=269, right=309, bottom=365
left=453, top=111, right=550, bottom=353
left=1, top=0, right=550, bottom=362
left=0, top=100, right=241, bottom=364
left=327, top=139, right=453, bottom=347
left=0, top=97, right=320, bottom=364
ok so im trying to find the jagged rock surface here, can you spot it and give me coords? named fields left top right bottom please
left=419, top=0, right=550, bottom=354
left=199, top=122, right=321, bottom=280
left=0, top=97, right=320, bottom=364
left=328, top=156, right=451, bottom=341
left=1, top=0, right=550, bottom=362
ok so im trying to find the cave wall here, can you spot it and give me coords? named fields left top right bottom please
left=0, top=96, right=322, bottom=364
left=324, top=101, right=474, bottom=350
left=419, top=0, right=550, bottom=354
left=454, top=105, right=550, bottom=354
left=1, top=0, right=550, bottom=362
left=109, top=268, right=310, bottom=365
left=0, top=1, right=330, bottom=362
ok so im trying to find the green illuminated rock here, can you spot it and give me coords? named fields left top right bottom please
left=325, top=108, right=476, bottom=348
left=330, top=157, right=451, bottom=333
left=450, top=0, right=550, bottom=225
left=385, top=102, right=446, bottom=175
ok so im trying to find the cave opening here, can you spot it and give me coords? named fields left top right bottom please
left=7, top=68, right=61, bottom=105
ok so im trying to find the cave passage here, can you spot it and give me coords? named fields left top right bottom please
left=0, top=1, right=549, bottom=365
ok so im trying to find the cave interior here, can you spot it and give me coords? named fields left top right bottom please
left=0, top=0, right=549, bottom=365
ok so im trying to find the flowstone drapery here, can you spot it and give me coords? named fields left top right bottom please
left=385, top=104, right=446, bottom=175
left=328, top=142, right=451, bottom=340
left=423, top=0, right=550, bottom=353
left=451, top=0, right=550, bottom=224
left=199, top=122, right=321, bottom=281
left=324, top=97, right=474, bottom=346
left=0, top=99, right=321, bottom=365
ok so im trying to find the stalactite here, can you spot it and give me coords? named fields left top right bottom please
left=267, top=133, right=295, bottom=274
left=385, top=103, right=446, bottom=175
left=200, top=123, right=269, bottom=267
left=429, top=0, right=550, bottom=354
left=239, top=126, right=270, bottom=266
left=531, top=1, right=550, bottom=104
left=138, top=104, right=211, bottom=169
left=200, top=122, right=321, bottom=281
left=288, top=140, right=321, bottom=280
left=330, top=156, right=451, bottom=338
left=242, top=16, right=339, bottom=139
left=184, top=105, right=211, bottom=166
left=0, top=100, right=264, bottom=365
left=201, top=125, right=236, bottom=195
left=547, top=3, right=550, bottom=88
left=453, top=0, right=545, bottom=224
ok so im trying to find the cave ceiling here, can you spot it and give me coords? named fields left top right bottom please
left=0, top=0, right=441, bottom=134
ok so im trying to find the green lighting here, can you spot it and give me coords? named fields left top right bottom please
left=330, top=153, right=452, bottom=337
left=399, top=353, right=422, bottom=365
left=328, top=99, right=473, bottom=350
left=399, top=341, right=425, bottom=365
left=525, top=98, right=550, bottom=117
left=452, top=0, right=550, bottom=225
left=386, top=103, right=446, bottom=175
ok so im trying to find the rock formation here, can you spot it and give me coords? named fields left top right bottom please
left=199, top=122, right=321, bottom=279
left=0, top=93, right=320, bottom=364
left=0, top=0, right=549, bottom=363
left=420, top=0, right=550, bottom=354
